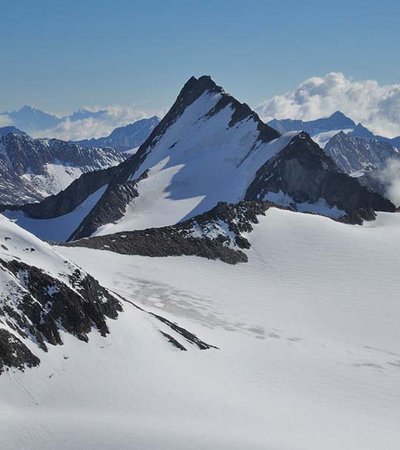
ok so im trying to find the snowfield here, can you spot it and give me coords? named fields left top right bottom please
left=0, top=208, right=399, bottom=449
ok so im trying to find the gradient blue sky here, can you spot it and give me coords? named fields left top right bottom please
left=1, top=0, right=399, bottom=113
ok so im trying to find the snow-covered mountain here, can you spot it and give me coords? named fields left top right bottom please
left=324, top=131, right=400, bottom=175
left=75, top=116, right=160, bottom=152
left=348, top=122, right=377, bottom=140
left=267, top=112, right=400, bottom=150
left=0, top=106, right=62, bottom=134
left=0, top=132, right=125, bottom=204
left=266, top=114, right=400, bottom=191
left=348, top=123, right=400, bottom=148
left=68, top=77, right=392, bottom=240
left=268, top=111, right=356, bottom=136
left=0, top=126, right=27, bottom=138
left=4, top=76, right=394, bottom=241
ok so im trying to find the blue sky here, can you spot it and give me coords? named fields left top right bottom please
left=1, top=0, right=400, bottom=113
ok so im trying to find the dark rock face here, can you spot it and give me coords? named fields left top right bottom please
left=0, top=133, right=125, bottom=204
left=66, top=201, right=276, bottom=264
left=268, top=111, right=356, bottom=135
left=76, top=117, right=160, bottom=152
left=205, top=85, right=280, bottom=142
left=0, top=329, right=40, bottom=374
left=0, top=246, right=124, bottom=373
left=1, top=258, right=122, bottom=348
left=245, top=133, right=396, bottom=223
left=152, top=313, right=217, bottom=351
left=68, top=225, right=248, bottom=264
left=324, top=131, right=400, bottom=174
left=69, top=171, right=148, bottom=241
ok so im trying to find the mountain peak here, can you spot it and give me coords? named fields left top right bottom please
left=327, top=111, right=355, bottom=127
left=349, top=122, right=376, bottom=139
left=268, top=111, right=356, bottom=135
left=18, top=105, right=39, bottom=113
left=177, top=75, right=223, bottom=106
left=330, top=110, right=349, bottom=119
left=0, top=125, right=27, bottom=138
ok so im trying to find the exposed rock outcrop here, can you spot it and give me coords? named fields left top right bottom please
left=66, top=201, right=277, bottom=263
left=324, top=131, right=400, bottom=174
left=245, top=133, right=396, bottom=223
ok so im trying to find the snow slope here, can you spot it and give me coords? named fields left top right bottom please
left=1, top=208, right=399, bottom=449
left=3, top=185, right=108, bottom=241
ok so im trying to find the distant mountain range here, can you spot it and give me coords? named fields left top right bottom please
left=0, top=106, right=114, bottom=133
left=0, top=114, right=160, bottom=204
left=0, top=105, right=159, bottom=142
left=268, top=111, right=356, bottom=135
left=0, top=128, right=125, bottom=204
left=75, top=116, right=160, bottom=152
left=0, top=106, right=61, bottom=133
left=269, top=112, right=400, bottom=149
left=268, top=112, right=400, bottom=183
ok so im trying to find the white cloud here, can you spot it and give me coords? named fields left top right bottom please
left=0, top=114, right=12, bottom=127
left=32, top=105, right=164, bottom=140
left=375, top=159, right=400, bottom=206
left=256, top=72, right=400, bottom=138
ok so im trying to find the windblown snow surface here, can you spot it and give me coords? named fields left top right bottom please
left=1, top=208, right=399, bottom=449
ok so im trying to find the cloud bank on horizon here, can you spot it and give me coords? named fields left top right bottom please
left=39, top=105, right=163, bottom=141
left=256, top=72, right=400, bottom=138
left=0, top=105, right=163, bottom=141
